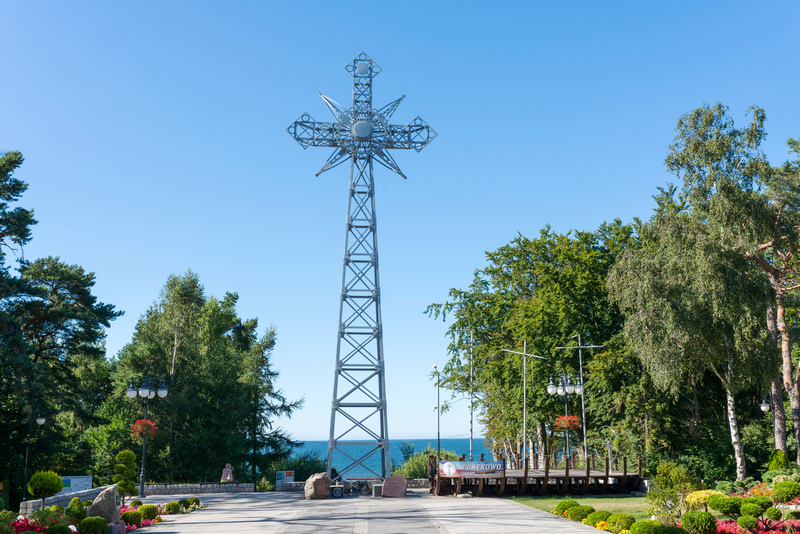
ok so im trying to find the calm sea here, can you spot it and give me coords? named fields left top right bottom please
left=294, top=438, right=493, bottom=479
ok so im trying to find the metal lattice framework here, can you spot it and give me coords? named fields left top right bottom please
left=287, top=52, right=436, bottom=479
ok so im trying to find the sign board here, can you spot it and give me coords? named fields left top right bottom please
left=58, top=476, right=93, bottom=494
left=276, top=471, right=295, bottom=484
left=438, top=461, right=504, bottom=479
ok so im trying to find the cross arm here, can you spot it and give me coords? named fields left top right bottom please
left=385, top=116, right=438, bottom=152
left=286, top=113, right=342, bottom=149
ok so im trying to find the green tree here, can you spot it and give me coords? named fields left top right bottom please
left=112, top=450, right=138, bottom=506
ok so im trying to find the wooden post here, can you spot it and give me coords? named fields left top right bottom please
left=602, top=457, right=609, bottom=494
left=583, top=455, right=590, bottom=494
left=498, top=458, right=506, bottom=496
left=561, top=456, right=569, bottom=495
left=619, top=456, right=628, bottom=494
left=533, top=455, right=538, bottom=470
left=539, top=455, right=550, bottom=496
left=480, top=453, right=484, bottom=462
left=519, top=457, right=528, bottom=495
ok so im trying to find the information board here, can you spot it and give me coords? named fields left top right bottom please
left=276, top=471, right=295, bottom=484
left=58, top=476, right=93, bottom=494
left=438, top=461, right=504, bottom=478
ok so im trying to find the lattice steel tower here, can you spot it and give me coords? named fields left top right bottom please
left=287, top=52, right=436, bottom=479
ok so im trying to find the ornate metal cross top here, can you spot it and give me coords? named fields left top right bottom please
left=287, top=52, right=436, bottom=480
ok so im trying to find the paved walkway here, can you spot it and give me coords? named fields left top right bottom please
left=139, top=489, right=599, bottom=533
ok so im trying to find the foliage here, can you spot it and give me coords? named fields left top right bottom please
left=256, top=477, right=275, bottom=492
left=43, top=526, right=73, bottom=534
left=129, top=500, right=142, bottom=507
left=132, top=419, right=157, bottom=441
left=679, top=511, right=716, bottom=534
left=742, top=495, right=771, bottom=515
left=49, top=505, right=64, bottom=513
left=657, top=528, right=686, bottom=534
left=78, top=517, right=108, bottom=534
left=708, top=495, right=742, bottom=517
left=769, top=450, right=788, bottom=472
left=646, top=462, right=695, bottom=523
left=567, top=505, right=594, bottom=521
left=188, top=497, right=200, bottom=506
left=607, top=512, right=636, bottom=534
left=735, top=515, right=758, bottom=530
left=587, top=510, right=613, bottom=527
left=685, top=490, right=722, bottom=511
left=786, top=510, right=800, bottom=520
left=630, top=520, right=662, bottom=534
left=165, top=502, right=180, bottom=514
left=178, top=499, right=190, bottom=508
left=771, top=481, right=800, bottom=503
left=65, top=497, right=87, bottom=523
left=121, top=510, right=142, bottom=527
left=554, top=500, right=580, bottom=515
left=27, top=471, right=62, bottom=506
left=765, top=507, right=782, bottom=520
left=112, top=450, right=138, bottom=506
left=138, top=504, right=158, bottom=520
left=393, top=446, right=459, bottom=478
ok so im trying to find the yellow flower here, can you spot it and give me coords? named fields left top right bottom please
left=551, top=509, right=558, bottom=514
left=596, top=520, right=609, bottom=531
left=581, top=519, right=587, bottom=524
left=620, top=530, right=631, bottom=534
left=563, top=510, right=569, bottom=517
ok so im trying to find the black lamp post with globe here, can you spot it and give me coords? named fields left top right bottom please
left=22, top=409, right=46, bottom=502
left=126, top=377, right=168, bottom=498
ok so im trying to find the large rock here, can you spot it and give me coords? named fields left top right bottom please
left=87, top=485, right=121, bottom=524
left=304, top=472, right=331, bottom=500
left=381, top=475, right=408, bottom=498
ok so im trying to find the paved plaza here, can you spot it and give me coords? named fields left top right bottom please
left=140, top=489, right=599, bottom=533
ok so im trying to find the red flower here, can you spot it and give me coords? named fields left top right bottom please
left=555, top=415, right=581, bottom=429
left=132, top=419, right=158, bottom=440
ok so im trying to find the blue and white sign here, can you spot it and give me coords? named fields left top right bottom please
left=58, top=476, right=93, bottom=494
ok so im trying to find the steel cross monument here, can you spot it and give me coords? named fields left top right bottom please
left=287, top=52, right=436, bottom=480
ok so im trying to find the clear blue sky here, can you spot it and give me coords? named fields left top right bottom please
left=2, top=1, right=798, bottom=440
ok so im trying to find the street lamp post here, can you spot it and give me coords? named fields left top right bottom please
left=22, top=410, right=46, bottom=502
left=500, top=342, right=546, bottom=468
left=432, top=365, right=440, bottom=460
left=126, top=377, right=168, bottom=498
left=546, top=373, right=583, bottom=462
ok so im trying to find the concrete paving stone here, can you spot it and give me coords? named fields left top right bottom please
left=139, top=489, right=600, bottom=533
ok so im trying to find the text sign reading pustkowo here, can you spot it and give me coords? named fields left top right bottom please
left=438, top=461, right=504, bottom=478
left=58, top=476, right=93, bottom=494
left=276, top=471, right=295, bottom=484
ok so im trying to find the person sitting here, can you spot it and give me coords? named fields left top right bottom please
left=221, top=463, right=235, bottom=483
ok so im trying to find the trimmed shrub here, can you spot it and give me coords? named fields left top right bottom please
left=178, top=498, right=191, bottom=508
left=0, top=510, right=18, bottom=523
left=139, top=504, right=158, bottom=520
left=631, top=519, right=662, bottom=534
left=769, top=449, right=788, bottom=471
left=740, top=503, right=761, bottom=517
left=786, top=509, right=800, bottom=520
left=567, top=505, right=595, bottom=521
left=607, top=512, right=636, bottom=534
left=657, top=527, right=687, bottom=534
left=772, top=481, right=800, bottom=503
left=27, top=471, right=62, bottom=505
left=129, top=500, right=143, bottom=507
left=765, top=507, right=782, bottom=520
left=49, top=504, right=64, bottom=513
left=121, top=510, right=142, bottom=528
left=78, top=517, right=108, bottom=534
left=743, top=495, right=771, bottom=513
left=707, top=494, right=741, bottom=517
left=587, top=510, right=612, bottom=527
left=82, top=500, right=93, bottom=507
left=680, top=510, right=716, bottom=534
left=554, top=499, right=580, bottom=515
left=66, top=497, right=87, bottom=523
left=188, top=497, right=200, bottom=506
left=113, top=450, right=139, bottom=506
left=736, top=515, right=758, bottom=530
left=44, top=526, right=73, bottom=534
left=165, top=501, right=180, bottom=514
left=685, top=490, right=722, bottom=512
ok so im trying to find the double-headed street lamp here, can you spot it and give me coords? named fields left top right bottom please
left=432, top=365, right=440, bottom=460
left=546, top=373, right=583, bottom=461
left=126, top=377, right=168, bottom=498
left=22, top=409, right=46, bottom=502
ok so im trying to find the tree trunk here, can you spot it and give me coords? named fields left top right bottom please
left=767, top=300, right=788, bottom=453
left=691, top=382, right=700, bottom=444
left=537, top=421, right=547, bottom=466
left=776, top=295, right=800, bottom=464
left=724, top=385, right=746, bottom=480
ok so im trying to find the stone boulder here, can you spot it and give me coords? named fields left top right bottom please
left=304, top=472, right=331, bottom=500
left=381, top=475, right=408, bottom=498
left=87, top=485, right=121, bottom=524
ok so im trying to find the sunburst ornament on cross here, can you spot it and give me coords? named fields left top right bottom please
left=287, top=52, right=436, bottom=480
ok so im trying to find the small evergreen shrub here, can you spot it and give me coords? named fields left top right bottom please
left=567, top=505, right=594, bottom=521
left=82, top=500, right=93, bottom=507
left=165, top=501, right=180, bottom=514
left=607, top=512, right=636, bottom=534
left=554, top=499, right=580, bottom=515
left=49, top=504, right=64, bottom=513
left=138, top=504, right=158, bottom=520
left=769, top=449, right=788, bottom=471
left=736, top=515, right=758, bottom=530
left=188, top=497, right=200, bottom=506
left=121, top=510, right=142, bottom=527
left=707, top=494, right=741, bottom=516
left=765, top=507, right=782, bottom=520
left=78, top=517, right=108, bottom=534
left=113, top=450, right=139, bottom=506
left=0, top=510, right=18, bottom=523
left=685, top=490, right=722, bottom=511
left=657, top=527, right=687, bottom=534
left=786, top=510, right=800, bottom=520
left=587, top=510, right=612, bottom=527
left=129, top=500, right=143, bottom=507
left=44, top=526, right=73, bottom=534
left=631, top=519, right=663, bottom=534
left=771, top=481, right=800, bottom=503
left=740, top=503, right=761, bottom=517
left=27, top=471, right=63, bottom=505
left=715, top=481, right=735, bottom=494
left=66, top=496, right=87, bottom=523
left=178, top=498, right=191, bottom=508
left=680, top=510, right=716, bottom=534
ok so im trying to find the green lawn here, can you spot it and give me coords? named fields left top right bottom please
left=510, top=495, right=652, bottom=521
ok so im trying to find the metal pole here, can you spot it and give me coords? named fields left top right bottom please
left=140, top=395, right=148, bottom=498
left=523, top=339, right=527, bottom=466
left=22, top=415, right=33, bottom=502
left=436, top=368, right=440, bottom=460
left=564, top=379, right=569, bottom=460
left=578, top=334, right=588, bottom=461
left=469, top=330, right=474, bottom=461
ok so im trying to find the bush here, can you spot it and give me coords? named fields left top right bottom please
left=769, top=450, right=788, bottom=471
left=138, top=504, right=158, bottom=520
left=165, top=502, right=180, bottom=514
left=740, top=503, right=761, bottom=517
left=78, top=517, right=108, bottom=534
left=680, top=510, right=716, bottom=534
left=587, top=510, right=612, bottom=527
left=658, top=527, right=687, bottom=534
left=685, top=490, right=722, bottom=511
left=82, top=500, right=93, bottom=507
left=392, top=446, right=460, bottom=478
left=567, top=505, right=594, bottom=521
left=188, top=497, right=200, bottom=506
left=707, top=494, right=741, bottom=517
left=786, top=510, right=800, bottom=520
left=27, top=471, right=62, bottom=504
left=765, top=507, right=782, bottom=520
left=66, top=497, right=87, bottom=523
left=631, top=519, right=663, bottom=534
left=44, top=526, right=73, bottom=534
left=178, top=499, right=190, bottom=508
left=113, top=450, right=139, bottom=506
left=771, top=481, right=800, bottom=503
left=742, top=495, right=771, bottom=515
left=647, top=462, right=695, bottom=524
left=49, top=504, right=64, bottom=513
left=554, top=499, right=579, bottom=515
left=736, top=515, right=758, bottom=530
left=0, top=510, right=17, bottom=524
left=715, top=481, right=735, bottom=494
left=121, top=510, right=142, bottom=527
left=256, top=477, right=275, bottom=492
left=129, top=500, right=142, bottom=507
left=607, top=512, right=636, bottom=534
